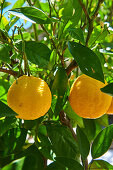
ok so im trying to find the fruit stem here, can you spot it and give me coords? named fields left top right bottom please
left=82, top=159, right=88, bottom=170
left=18, top=27, right=30, bottom=76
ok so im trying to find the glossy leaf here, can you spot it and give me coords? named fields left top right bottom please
left=0, top=16, right=9, bottom=29
left=96, top=114, right=109, bottom=127
left=0, top=101, right=17, bottom=118
left=46, top=123, right=80, bottom=160
left=82, top=119, right=97, bottom=142
left=71, top=0, right=82, bottom=26
left=2, top=157, right=26, bottom=170
left=0, top=128, right=27, bottom=156
left=68, top=41, right=104, bottom=83
left=2, top=145, right=44, bottom=170
left=101, top=83, right=113, bottom=97
left=60, top=0, right=73, bottom=20
left=91, top=124, right=113, bottom=159
left=0, top=117, right=17, bottom=136
left=76, top=126, right=90, bottom=160
left=0, top=2, right=11, bottom=9
left=0, top=44, right=11, bottom=63
left=9, top=6, right=52, bottom=24
left=0, top=78, right=10, bottom=103
left=12, top=0, right=25, bottom=9
left=46, top=161, right=65, bottom=170
left=17, top=41, right=51, bottom=67
left=67, top=28, right=85, bottom=44
left=89, top=160, right=113, bottom=170
left=51, top=67, right=69, bottom=116
left=37, top=126, right=53, bottom=160
left=89, top=25, right=109, bottom=47
left=55, top=157, right=84, bottom=170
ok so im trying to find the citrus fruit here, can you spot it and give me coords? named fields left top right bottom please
left=7, top=75, right=52, bottom=120
left=106, top=98, right=113, bottom=114
left=69, top=74, right=112, bottom=119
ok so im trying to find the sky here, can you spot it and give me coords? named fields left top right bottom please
left=3, top=0, right=32, bottom=35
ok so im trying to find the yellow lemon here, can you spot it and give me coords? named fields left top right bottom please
left=69, top=74, right=112, bottom=119
left=7, top=75, right=52, bottom=120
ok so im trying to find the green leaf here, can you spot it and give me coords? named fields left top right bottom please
left=67, top=28, right=85, bottom=45
left=82, top=119, right=97, bottom=142
left=9, top=6, right=52, bottom=24
left=96, top=114, right=109, bottom=127
left=2, top=145, right=44, bottom=170
left=46, top=161, right=66, bottom=170
left=89, top=160, right=113, bottom=170
left=0, top=117, right=17, bottom=136
left=51, top=67, right=69, bottom=116
left=0, top=16, right=9, bottom=29
left=2, top=157, right=26, bottom=170
left=12, top=0, right=25, bottom=9
left=68, top=41, right=104, bottom=83
left=0, top=78, right=10, bottom=103
left=0, top=2, right=11, bottom=9
left=70, top=0, right=82, bottom=26
left=64, top=101, right=84, bottom=128
left=55, top=157, right=84, bottom=170
left=100, top=83, right=113, bottom=96
left=0, top=128, right=27, bottom=156
left=46, top=123, right=80, bottom=160
left=76, top=126, right=90, bottom=160
left=89, top=25, right=109, bottom=47
left=37, top=132, right=53, bottom=160
left=17, top=41, right=51, bottom=67
left=0, top=101, right=17, bottom=118
left=91, top=124, right=113, bottom=159
left=0, top=44, right=11, bottom=63
left=60, top=0, right=73, bottom=20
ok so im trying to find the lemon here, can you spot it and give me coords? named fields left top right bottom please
left=69, top=74, right=112, bottom=119
left=7, top=75, right=52, bottom=120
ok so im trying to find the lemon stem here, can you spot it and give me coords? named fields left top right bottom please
left=18, top=27, right=30, bottom=76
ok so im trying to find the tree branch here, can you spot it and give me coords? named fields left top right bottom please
left=59, top=110, right=77, bottom=141
left=0, top=68, right=18, bottom=77
left=85, top=19, right=93, bottom=46
left=40, top=24, right=64, bottom=67
left=85, top=0, right=104, bottom=46
left=91, top=0, right=104, bottom=21
left=78, top=0, right=90, bottom=22
left=66, top=60, right=78, bottom=76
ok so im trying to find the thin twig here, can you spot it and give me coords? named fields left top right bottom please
left=85, top=19, right=93, bottom=46
left=91, top=0, right=104, bottom=21
left=78, top=0, right=90, bottom=22
left=59, top=110, right=77, bottom=141
left=85, top=159, right=88, bottom=170
left=18, top=27, right=30, bottom=76
left=40, top=24, right=64, bottom=67
left=85, top=0, right=104, bottom=46
left=0, top=68, right=18, bottom=77
left=66, top=60, right=78, bottom=76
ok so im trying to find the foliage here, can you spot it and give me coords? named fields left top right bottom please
left=0, top=0, right=113, bottom=169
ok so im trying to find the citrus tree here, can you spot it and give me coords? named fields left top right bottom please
left=0, top=0, right=113, bottom=169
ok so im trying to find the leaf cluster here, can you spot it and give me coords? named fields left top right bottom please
left=0, top=0, right=113, bottom=169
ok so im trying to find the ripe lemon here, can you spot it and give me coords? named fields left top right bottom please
left=69, top=74, right=112, bottom=119
left=7, top=75, right=52, bottom=120
left=106, top=98, right=113, bottom=114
